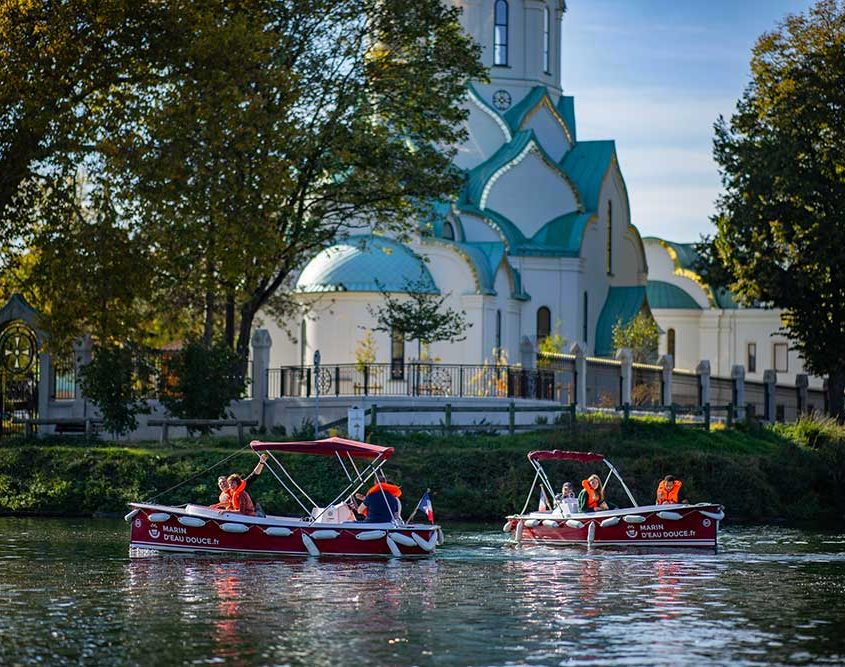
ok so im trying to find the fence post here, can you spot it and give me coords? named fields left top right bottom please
left=508, top=401, right=515, bottom=436
left=796, top=374, right=808, bottom=416
left=306, top=368, right=312, bottom=397
left=370, top=404, right=378, bottom=431
left=569, top=342, right=587, bottom=410
left=459, top=366, right=464, bottom=397
left=669, top=404, right=676, bottom=425
left=445, top=403, right=452, bottom=434
left=703, top=403, right=710, bottom=431
left=822, top=378, right=829, bottom=416
left=335, top=366, right=340, bottom=397
left=659, top=354, right=673, bottom=407
left=237, top=421, right=245, bottom=444
left=763, top=370, right=777, bottom=422
left=616, top=348, right=632, bottom=407
left=623, top=403, right=630, bottom=423
left=251, top=329, right=272, bottom=429
left=696, top=360, right=711, bottom=408
left=364, top=365, right=369, bottom=396
left=726, top=403, right=734, bottom=428
left=731, top=365, right=746, bottom=422
left=569, top=402, right=577, bottom=430
left=162, top=421, right=170, bottom=444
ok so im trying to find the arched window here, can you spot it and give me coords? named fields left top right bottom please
left=494, top=1, right=509, bottom=66
left=606, top=200, right=613, bottom=275
left=543, top=6, right=551, bottom=73
left=299, top=320, right=307, bottom=367
left=495, top=309, right=502, bottom=355
left=667, top=328, right=676, bottom=362
left=442, top=221, right=455, bottom=241
left=536, top=306, right=551, bottom=343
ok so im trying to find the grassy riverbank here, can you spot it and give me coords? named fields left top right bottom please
left=1, top=416, right=843, bottom=523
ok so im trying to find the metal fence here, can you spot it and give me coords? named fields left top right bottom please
left=267, top=363, right=556, bottom=400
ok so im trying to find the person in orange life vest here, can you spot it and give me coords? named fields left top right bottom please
left=357, top=480, right=402, bottom=524
left=578, top=474, right=609, bottom=512
left=210, top=476, right=231, bottom=510
left=226, top=454, right=269, bottom=515
left=656, top=475, right=688, bottom=505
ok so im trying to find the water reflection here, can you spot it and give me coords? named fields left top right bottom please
left=1, top=519, right=844, bottom=666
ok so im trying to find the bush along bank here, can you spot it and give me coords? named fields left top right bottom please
left=0, top=416, right=843, bottom=524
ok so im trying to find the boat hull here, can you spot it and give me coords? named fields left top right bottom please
left=506, top=503, right=723, bottom=550
left=127, top=503, right=441, bottom=558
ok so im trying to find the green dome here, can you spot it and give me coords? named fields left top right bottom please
left=296, top=236, right=438, bottom=294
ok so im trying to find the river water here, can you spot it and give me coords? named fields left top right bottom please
left=0, top=519, right=844, bottom=666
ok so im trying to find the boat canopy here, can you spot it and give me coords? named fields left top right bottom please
left=250, top=437, right=394, bottom=461
left=527, top=450, right=605, bottom=463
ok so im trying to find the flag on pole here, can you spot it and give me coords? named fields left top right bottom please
left=538, top=487, right=550, bottom=512
left=418, top=491, right=435, bottom=523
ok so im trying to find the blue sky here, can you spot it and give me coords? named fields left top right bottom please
left=562, top=0, right=815, bottom=242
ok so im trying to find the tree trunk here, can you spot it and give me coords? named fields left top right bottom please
left=203, top=290, right=214, bottom=346
left=828, top=369, right=845, bottom=423
left=225, top=292, right=235, bottom=349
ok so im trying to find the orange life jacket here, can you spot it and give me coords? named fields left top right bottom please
left=360, top=483, right=401, bottom=517
left=581, top=479, right=601, bottom=509
left=230, top=480, right=256, bottom=515
left=656, top=480, right=682, bottom=505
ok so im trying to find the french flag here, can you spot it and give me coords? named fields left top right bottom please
left=418, top=491, right=435, bottom=523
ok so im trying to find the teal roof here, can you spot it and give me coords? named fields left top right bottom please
left=557, top=96, right=577, bottom=141
left=456, top=202, right=527, bottom=250
left=594, top=286, right=648, bottom=357
left=417, top=199, right=457, bottom=239
left=646, top=281, right=702, bottom=310
left=560, top=141, right=616, bottom=212
left=296, top=236, right=438, bottom=294
left=531, top=211, right=594, bottom=255
left=457, top=242, right=499, bottom=294
left=462, top=130, right=535, bottom=208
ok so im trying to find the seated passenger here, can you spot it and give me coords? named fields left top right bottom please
left=555, top=481, right=579, bottom=515
left=578, top=474, right=609, bottom=512
left=656, top=475, right=688, bottom=505
left=358, top=480, right=402, bottom=524
left=226, top=454, right=269, bottom=516
left=210, top=475, right=231, bottom=510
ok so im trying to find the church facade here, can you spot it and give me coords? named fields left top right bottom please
left=264, top=0, right=652, bottom=369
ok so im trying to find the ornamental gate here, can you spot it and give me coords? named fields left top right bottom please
left=0, top=321, right=39, bottom=439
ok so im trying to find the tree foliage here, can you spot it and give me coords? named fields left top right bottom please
left=612, top=312, right=659, bottom=364
left=367, top=275, right=471, bottom=359
left=709, top=0, right=845, bottom=418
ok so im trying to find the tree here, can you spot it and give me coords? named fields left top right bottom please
left=709, top=0, right=845, bottom=419
left=367, top=275, right=471, bottom=360
left=612, top=312, right=659, bottom=364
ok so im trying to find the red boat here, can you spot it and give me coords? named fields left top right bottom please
left=127, top=437, right=442, bottom=558
left=505, top=450, right=724, bottom=550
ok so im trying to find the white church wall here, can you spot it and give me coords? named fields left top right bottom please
left=521, top=102, right=571, bottom=161
left=452, top=96, right=510, bottom=170
left=483, top=147, right=579, bottom=238
left=654, top=310, right=703, bottom=371
left=643, top=240, right=710, bottom=308
left=512, top=256, right=582, bottom=347
left=459, top=213, right=504, bottom=243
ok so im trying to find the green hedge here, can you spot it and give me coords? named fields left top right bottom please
left=1, top=417, right=843, bottom=523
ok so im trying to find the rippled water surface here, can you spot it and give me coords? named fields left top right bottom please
left=1, top=519, right=844, bottom=666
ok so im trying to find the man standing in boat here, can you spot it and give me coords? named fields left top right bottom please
left=358, top=480, right=402, bottom=524
left=578, top=474, right=609, bottom=512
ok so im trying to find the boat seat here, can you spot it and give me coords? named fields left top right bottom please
left=311, top=503, right=356, bottom=524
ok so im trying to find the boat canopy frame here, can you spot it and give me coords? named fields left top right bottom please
left=519, top=451, right=639, bottom=515
left=249, top=438, right=397, bottom=524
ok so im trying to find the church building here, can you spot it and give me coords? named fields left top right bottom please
left=265, top=1, right=652, bottom=369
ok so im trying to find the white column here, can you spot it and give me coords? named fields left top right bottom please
left=696, top=360, right=711, bottom=407
left=731, top=364, right=746, bottom=421
left=763, top=369, right=778, bottom=422
left=251, top=329, right=272, bottom=428
left=796, top=374, right=809, bottom=414
left=616, top=347, right=632, bottom=406
left=72, top=334, right=93, bottom=401
left=570, top=341, right=586, bottom=410
left=659, top=355, right=674, bottom=406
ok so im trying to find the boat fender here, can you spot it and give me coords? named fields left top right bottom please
left=301, top=533, right=320, bottom=557
left=310, top=530, right=340, bottom=540
left=220, top=522, right=250, bottom=534
left=178, top=516, right=207, bottom=528
left=542, top=520, right=559, bottom=528
left=599, top=516, right=620, bottom=528
left=148, top=512, right=171, bottom=523
left=565, top=519, right=585, bottom=529
left=657, top=511, right=683, bottom=521
left=411, top=532, right=438, bottom=552
left=623, top=515, right=647, bottom=524
left=388, top=532, right=417, bottom=548
left=514, top=521, right=524, bottom=543
left=355, top=530, right=387, bottom=541
left=587, top=522, right=596, bottom=545
left=385, top=536, right=403, bottom=558
left=264, top=527, right=293, bottom=537
left=124, top=509, right=140, bottom=522
left=436, top=527, right=445, bottom=546
left=699, top=510, right=725, bottom=521
left=502, top=521, right=514, bottom=533
left=524, top=519, right=540, bottom=528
